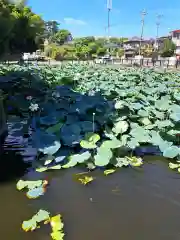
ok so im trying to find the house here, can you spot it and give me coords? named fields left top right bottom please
left=123, top=37, right=154, bottom=57
left=170, top=30, right=180, bottom=47
left=155, top=36, right=171, bottom=50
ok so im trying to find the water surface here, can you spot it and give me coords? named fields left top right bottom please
left=0, top=155, right=180, bottom=240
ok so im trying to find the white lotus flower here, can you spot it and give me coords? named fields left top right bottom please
left=29, top=103, right=39, bottom=112
left=26, top=96, right=33, bottom=101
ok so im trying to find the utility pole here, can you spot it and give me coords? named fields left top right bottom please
left=139, top=9, right=147, bottom=56
left=155, top=14, right=163, bottom=50
left=107, top=0, right=112, bottom=42
left=106, top=0, right=112, bottom=56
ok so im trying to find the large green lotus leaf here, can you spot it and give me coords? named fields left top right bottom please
left=140, top=117, right=151, bottom=126
left=163, top=146, right=180, bottom=158
left=78, top=121, right=95, bottom=132
left=62, top=151, right=91, bottom=168
left=167, top=129, right=180, bottom=136
left=170, top=113, right=180, bottom=122
left=151, top=110, right=165, bottom=120
left=155, top=120, right=174, bottom=129
left=54, top=148, right=71, bottom=163
left=150, top=131, right=163, bottom=146
left=80, top=140, right=97, bottom=149
left=127, top=138, right=140, bottom=149
left=33, top=209, right=50, bottom=223
left=40, top=115, right=58, bottom=126
left=101, top=138, right=122, bottom=149
left=94, top=147, right=112, bottom=166
left=131, top=102, right=144, bottom=110
left=85, top=132, right=100, bottom=143
left=60, top=124, right=82, bottom=146
left=46, top=121, right=64, bottom=134
left=130, top=127, right=150, bottom=142
left=112, top=120, right=129, bottom=134
left=138, top=109, right=149, bottom=117
left=169, top=104, right=180, bottom=113
left=80, top=133, right=100, bottom=149
left=121, top=134, right=129, bottom=146
left=155, top=99, right=170, bottom=111
left=159, top=140, right=173, bottom=152
left=16, top=180, right=44, bottom=190
left=32, top=130, right=61, bottom=155
left=173, top=92, right=180, bottom=101
left=26, top=187, right=45, bottom=199
left=66, top=114, right=80, bottom=124
left=114, top=100, right=125, bottom=109
left=77, top=151, right=91, bottom=163
left=104, top=127, right=117, bottom=140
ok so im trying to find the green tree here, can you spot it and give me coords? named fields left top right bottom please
left=44, top=20, right=59, bottom=38
left=96, top=47, right=107, bottom=56
left=161, top=39, right=176, bottom=57
left=50, top=29, right=72, bottom=45
left=0, top=0, right=45, bottom=56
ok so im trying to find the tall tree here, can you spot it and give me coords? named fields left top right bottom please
left=161, top=39, right=176, bottom=57
left=44, top=20, right=59, bottom=38
left=50, top=29, right=72, bottom=45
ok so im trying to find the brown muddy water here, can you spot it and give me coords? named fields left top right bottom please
left=1, top=154, right=180, bottom=240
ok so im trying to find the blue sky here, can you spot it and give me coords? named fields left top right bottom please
left=28, top=0, right=180, bottom=38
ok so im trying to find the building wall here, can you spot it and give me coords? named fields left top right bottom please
left=171, top=31, right=180, bottom=47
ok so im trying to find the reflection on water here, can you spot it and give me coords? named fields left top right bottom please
left=0, top=155, right=180, bottom=240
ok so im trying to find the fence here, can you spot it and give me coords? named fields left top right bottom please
left=0, top=57, right=179, bottom=69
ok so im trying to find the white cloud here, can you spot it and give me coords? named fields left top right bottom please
left=63, top=18, right=87, bottom=26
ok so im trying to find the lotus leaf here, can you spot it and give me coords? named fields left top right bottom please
left=40, top=116, right=58, bottom=126
left=62, top=151, right=91, bottom=168
left=26, top=187, right=45, bottom=199
left=46, top=122, right=64, bottom=134
left=127, top=156, right=143, bottom=167
left=138, top=109, right=149, bottom=117
left=36, top=165, right=61, bottom=172
left=32, top=130, right=61, bottom=155
left=115, top=157, right=130, bottom=167
left=114, top=100, right=125, bottom=109
left=155, top=99, right=170, bottom=111
left=101, top=138, right=122, bottom=149
left=169, top=162, right=180, bottom=169
left=112, top=120, right=129, bottom=134
left=174, top=91, right=180, bottom=101
left=78, top=176, right=94, bottom=185
left=22, top=210, right=50, bottom=232
left=140, top=117, right=151, bottom=126
left=104, top=169, right=116, bottom=175
left=16, top=180, right=46, bottom=190
left=60, top=124, right=82, bottom=146
left=94, top=146, right=112, bottom=166
left=170, top=112, right=180, bottom=122
left=163, top=146, right=180, bottom=158
left=80, top=132, right=100, bottom=149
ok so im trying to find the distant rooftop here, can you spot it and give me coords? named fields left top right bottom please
left=171, top=29, right=180, bottom=33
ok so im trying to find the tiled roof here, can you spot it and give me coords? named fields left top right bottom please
left=171, top=30, right=180, bottom=33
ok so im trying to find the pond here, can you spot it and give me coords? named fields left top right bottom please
left=1, top=150, right=180, bottom=240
